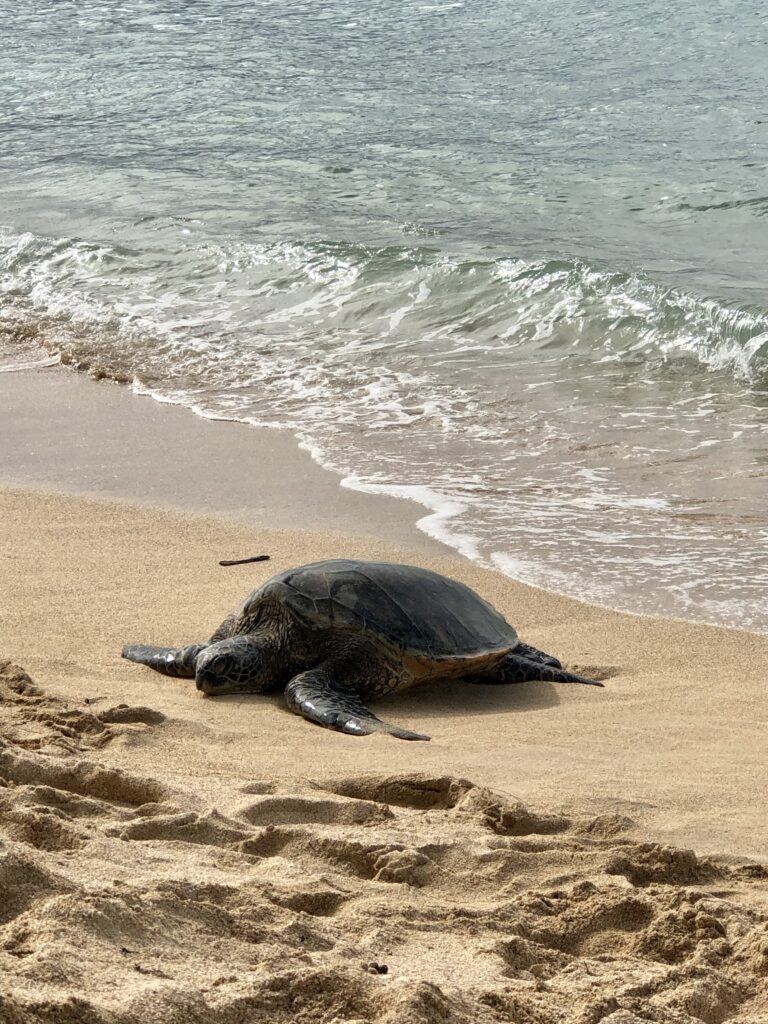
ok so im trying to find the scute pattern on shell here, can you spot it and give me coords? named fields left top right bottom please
left=247, top=560, right=519, bottom=660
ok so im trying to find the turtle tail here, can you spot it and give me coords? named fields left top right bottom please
left=121, top=644, right=205, bottom=678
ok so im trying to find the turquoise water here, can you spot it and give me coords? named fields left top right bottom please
left=1, top=1, right=767, bottom=631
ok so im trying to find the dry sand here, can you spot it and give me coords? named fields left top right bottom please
left=1, top=368, right=767, bottom=1023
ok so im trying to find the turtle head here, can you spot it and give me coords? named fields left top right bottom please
left=194, top=637, right=269, bottom=695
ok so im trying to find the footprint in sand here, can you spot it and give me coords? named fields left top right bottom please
left=239, top=794, right=393, bottom=827
left=0, top=740, right=167, bottom=807
left=96, top=705, right=167, bottom=726
left=111, top=809, right=251, bottom=846
left=317, top=773, right=573, bottom=838
left=315, top=773, right=476, bottom=810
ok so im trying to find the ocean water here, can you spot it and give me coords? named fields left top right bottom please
left=1, top=0, right=767, bottom=632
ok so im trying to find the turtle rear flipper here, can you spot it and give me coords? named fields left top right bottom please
left=121, top=644, right=205, bottom=678
left=285, top=670, right=430, bottom=742
left=514, top=642, right=562, bottom=669
left=467, top=654, right=603, bottom=687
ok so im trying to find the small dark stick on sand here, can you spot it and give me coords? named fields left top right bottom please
left=218, top=555, right=271, bottom=566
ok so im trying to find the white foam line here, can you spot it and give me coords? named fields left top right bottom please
left=339, top=476, right=483, bottom=562
left=0, top=355, right=60, bottom=373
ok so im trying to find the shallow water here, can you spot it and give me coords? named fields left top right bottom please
left=1, top=0, right=767, bottom=631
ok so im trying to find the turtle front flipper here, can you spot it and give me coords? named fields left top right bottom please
left=285, top=670, right=430, bottom=742
left=121, top=644, right=205, bottom=678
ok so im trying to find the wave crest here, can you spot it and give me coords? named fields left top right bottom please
left=1, top=227, right=767, bottom=385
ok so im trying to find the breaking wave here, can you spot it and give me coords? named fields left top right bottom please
left=2, top=228, right=767, bottom=387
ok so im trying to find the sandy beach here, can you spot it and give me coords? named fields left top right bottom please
left=1, top=368, right=767, bottom=1023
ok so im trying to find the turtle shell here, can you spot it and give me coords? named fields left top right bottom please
left=250, top=559, right=518, bottom=660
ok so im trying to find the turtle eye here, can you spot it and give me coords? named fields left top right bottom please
left=210, top=656, right=234, bottom=683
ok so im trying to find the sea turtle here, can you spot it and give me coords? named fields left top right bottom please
left=122, top=559, right=601, bottom=741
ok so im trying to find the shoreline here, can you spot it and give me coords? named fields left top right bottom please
left=0, top=365, right=450, bottom=553
left=1, top=365, right=766, bottom=861
left=5, top=363, right=765, bottom=640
